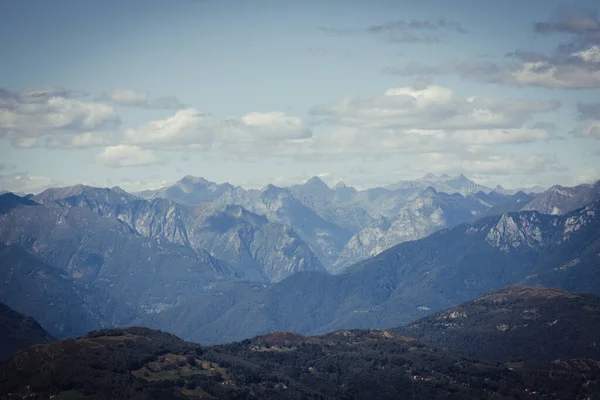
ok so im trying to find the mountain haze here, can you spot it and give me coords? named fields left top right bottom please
left=1, top=176, right=598, bottom=345
left=143, top=199, right=600, bottom=344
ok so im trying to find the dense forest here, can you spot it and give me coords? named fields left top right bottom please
left=394, top=285, right=600, bottom=362
left=1, top=327, right=599, bottom=399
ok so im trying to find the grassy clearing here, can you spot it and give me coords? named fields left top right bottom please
left=131, top=354, right=229, bottom=382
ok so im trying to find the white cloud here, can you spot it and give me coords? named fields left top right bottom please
left=221, top=111, right=312, bottom=142
left=0, top=82, right=562, bottom=188
left=573, top=168, right=600, bottom=184
left=209, top=85, right=558, bottom=162
left=0, top=172, right=63, bottom=195
left=383, top=6, right=600, bottom=89
left=388, top=47, right=600, bottom=89
left=123, top=108, right=214, bottom=149
left=101, top=89, right=185, bottom=109
left=449, top=127, right=552, bottom=145
left=11, top=137, right=40, bottom=148
left=45, top=132, right=117, bottom=148
left=116, top=177, right=175, bottom=192
left=215, top=111, right=313, bottom=160
left=415, top=153, right=561, bottom=176
left=0, top=87, right=119, bottom=141
left=95, top=145, right=165, bottom=168
left=311, top=84, right=559, bottom=130
left=508, top=55, right=600, bottom=89
left=102, top=89, right=149, bottom=107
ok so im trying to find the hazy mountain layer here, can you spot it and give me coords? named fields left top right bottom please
left=144, top=200, right=600, bottom=344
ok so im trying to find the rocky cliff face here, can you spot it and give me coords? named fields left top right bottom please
left=334, top=187, right=490, bottom=271
left=484, top=213, right=546, bottom=251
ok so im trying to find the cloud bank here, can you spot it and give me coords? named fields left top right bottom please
left=101, top=89, right=185, bottom=109
left=385, top=7, right=600, bottom=88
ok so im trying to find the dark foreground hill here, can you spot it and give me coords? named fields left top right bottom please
left=2, top=326, right=600, bottom=400
left=0, top=303, right=55, bottom=360
left=395, top=285, right=600, bottom=362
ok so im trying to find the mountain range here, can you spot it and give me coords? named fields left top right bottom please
left=1, top=174, right=599, bottom=345
left=142, top=198, right=600, bottom=344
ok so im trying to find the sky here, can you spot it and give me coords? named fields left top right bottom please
left=1, top=0, right=600, bottom=193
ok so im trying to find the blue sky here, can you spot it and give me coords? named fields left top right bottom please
left=1, top=0, right=599, bottom=193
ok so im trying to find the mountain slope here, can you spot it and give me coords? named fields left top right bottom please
left=0, top=200, right=237, bottom=335
left=395, top=285, right=600, bottom=362
left=0, top=243, right=105, bottom=337
left=2, top=326, right=599, bottom=399
left=0, top=302, right=55, bottom=360
left=145, top=200, right=600, bottom=345
left=32, top=187, right=325, bottom=283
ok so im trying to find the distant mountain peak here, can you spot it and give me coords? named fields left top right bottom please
left=305, top=176, right=330, bottom=188
left=334, top=181, right=347, bottom=189
left=386, top=173, right=491, bottom=195
left=420, top=186, right=439, bottom=196
left=179, top=175, right=211, bottom=185
left=110, top=186, right=130, bottom=195
left=262, top=184, right=288, bottom=196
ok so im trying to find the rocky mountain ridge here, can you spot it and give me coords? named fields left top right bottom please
left=5, top=174, right=589, bottom=273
